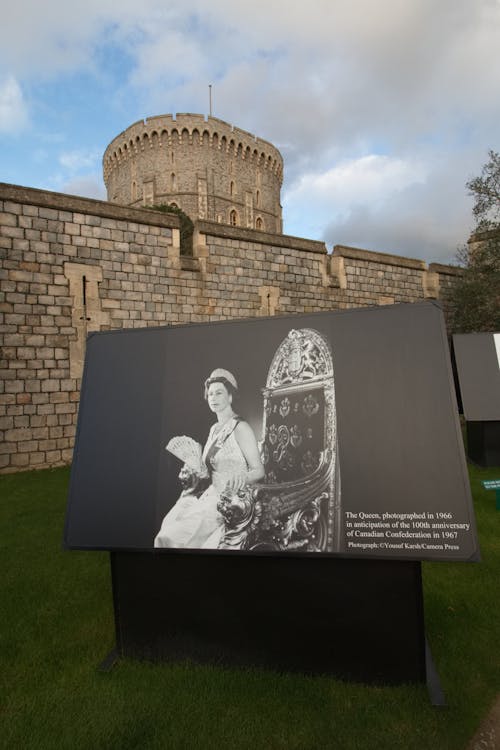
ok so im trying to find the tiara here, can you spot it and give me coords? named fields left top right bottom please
left=205, top=368, right=238, bottom=390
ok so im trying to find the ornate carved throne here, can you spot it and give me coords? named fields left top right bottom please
left=218, top=328, right=341, bottom=552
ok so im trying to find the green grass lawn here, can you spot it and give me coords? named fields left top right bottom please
left=1, top=464, right=499, bottom=750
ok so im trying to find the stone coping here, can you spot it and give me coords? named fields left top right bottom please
left=468, top=226, right=500, bottom=243
left=334, top=245, right=460, bottom=275
left=428, top=262, right=463, bottom=276
left=195, top=219, right=327, bottom=254
left=333, top=244, right=427, bottom=270
left=0, top=182, right=180, bottom=230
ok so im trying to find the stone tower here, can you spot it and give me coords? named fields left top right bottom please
left=103, top=113, right=284, bottom=233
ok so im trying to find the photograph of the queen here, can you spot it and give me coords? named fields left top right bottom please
left=65, top=304, right=478, bottom=562
left=154, top=368, right=265, bottom=549
left=155, top=327, right=342, bottom=554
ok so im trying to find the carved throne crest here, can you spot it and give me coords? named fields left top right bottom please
left=218, top=328, right=341, bottom=552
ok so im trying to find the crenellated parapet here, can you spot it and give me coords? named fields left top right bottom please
left=103, top=114, right=284, bottom=233
left=103, top=114, right=283, bottom=181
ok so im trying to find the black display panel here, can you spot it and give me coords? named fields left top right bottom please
left=453, top=332, right=500, bottom=421
left=65, top=302, right=478, bottom=561
left=110, top=552, right=426, bottom=685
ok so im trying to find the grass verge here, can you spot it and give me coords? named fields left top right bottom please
left=1, top=464, right=499, bottom=749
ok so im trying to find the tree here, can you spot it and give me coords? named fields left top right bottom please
left=466, top=149, right=500, bottom=229
left=450, top=234, right=500, bottom=332
left=449, top=152, right=500, bottom=333
left=150, top=204, right=194, bottom=256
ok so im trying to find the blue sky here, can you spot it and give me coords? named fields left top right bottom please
left=1, top=0, right=499, bottom=263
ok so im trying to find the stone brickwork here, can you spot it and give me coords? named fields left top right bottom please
left=0, top=184, right=178, bottom=472
left=331, top=246, right=429, bottom=306
left=103, top=114, right=283, bottom=233
left=0, top=182, right=461, bottom=473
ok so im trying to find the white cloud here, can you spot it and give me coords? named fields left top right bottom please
left=44, top=169, right=106, bottom=200
left=1, top=0, right=499, bottom=261
left=1, top=1, right=111, bottom=76
left=58, top=149, right=101, bottom=172
left=0, top=75, right=29, bottom=133
left=46, top=148, right=105, bottom=199
left=320, top=156, right=479, bottom=263
left=61, top=176, right=107, bottom=200
left=284, top=154, right=427, bottom=238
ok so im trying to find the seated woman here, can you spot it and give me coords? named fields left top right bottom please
left=153, top=436, right=209, bottom=548
left=154, top=368, right=264, bottom=550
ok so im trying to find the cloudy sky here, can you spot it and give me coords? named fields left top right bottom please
left=1, top=0, right=499, bottom=263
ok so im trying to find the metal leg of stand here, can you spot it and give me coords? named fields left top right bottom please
left=425, top=640, right=446, bottom=707
left=98, top=647, right=119, bottom=672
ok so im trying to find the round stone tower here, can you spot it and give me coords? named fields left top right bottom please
left=103, top=114, right=283, bottom=233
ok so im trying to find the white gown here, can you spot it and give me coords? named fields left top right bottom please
left=154, top=418, right=248, bottom=549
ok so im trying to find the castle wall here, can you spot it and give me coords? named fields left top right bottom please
left=0, top=182, right=461, bottom=473
left=0, top=184, right=178, bottom=472
left=103, top=114, right=283, bottom=233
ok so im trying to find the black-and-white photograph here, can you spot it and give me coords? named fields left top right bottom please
left=154, top=327, right=341, bottom=553
left=65, top=302, right=479, bottom=562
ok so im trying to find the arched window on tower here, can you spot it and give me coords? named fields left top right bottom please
left=256, top=216, right=263, bottom=230
left=230, top=181, right=235, bottom=197
left=256, top=189, right=260, bottom=207
left=131, top=181, right=137, bottom=201
left=171, top=173, right=177, bottom=191
left=230, top=209, right=238, bottom=226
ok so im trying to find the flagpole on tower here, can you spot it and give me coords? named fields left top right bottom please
left=209, top=84, right=213, bottom=117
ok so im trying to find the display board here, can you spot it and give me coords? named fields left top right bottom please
left=453, top=332, right=500, bottom=421
left=65, top=302, right=478, bottom=561
left=110, top=552, right=427, bottom=685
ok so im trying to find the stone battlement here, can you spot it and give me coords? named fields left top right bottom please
left=103, top=114, right=283, bottom=182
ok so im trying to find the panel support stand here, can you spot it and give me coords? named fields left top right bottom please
left=97, top=647, right=119, bottom=673
left=107, top=552, right=430, bottom=687
left=425, top=640, right=447, bottom=707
